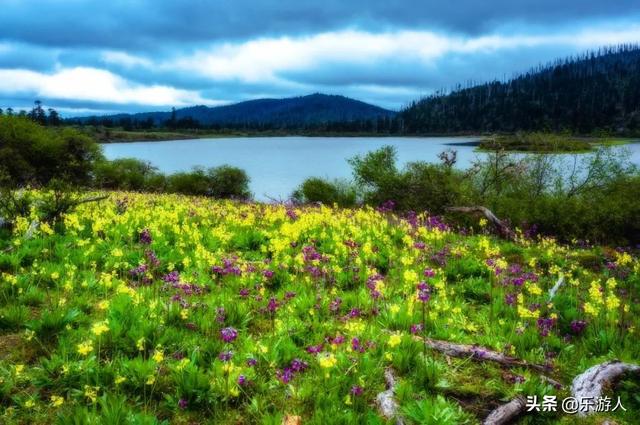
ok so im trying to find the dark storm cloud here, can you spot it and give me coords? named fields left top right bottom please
left=277, top=44, right=580, bottom=90
left=1, top=0, right=639, bottom=49
left=1, top=1, right=639, bottom=114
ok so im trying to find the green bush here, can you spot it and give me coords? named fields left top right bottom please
left=348, top=146, right=465, bottom=213
left=292, top=177, right=357, bottom=207
left=166, top=168, right=211, bottom=196
left=207, top=165, right=251, bottom=199
left=465, top=147, right=640, bottom=243
left=166, top=166, right=250, bottom=199
left=0, top=116, right=102, bottom=187
left=94, top=158, right=166, bottom=191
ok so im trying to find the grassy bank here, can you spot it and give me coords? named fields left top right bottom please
left=1, top=191, right=638, bottom=424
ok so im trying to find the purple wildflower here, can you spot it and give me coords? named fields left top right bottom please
left=276, top=368, right=294, bottom=384
left=351, top=337, right=364, bottom=353
left=162, top=271, right=180, bottom=284
left=144, top=249, right=160, bottom=267
left=290, top=359, right=308, bottom=372
left=139, top=228, right=152, bottom=245
left=536, top=317, right=556, bottom=337
left=267, top=297, right=279, bottom=313
left=220, top=327, right=238, bottom=343
left=351, top=385, right=364, bottom=396
left=570, top=320, right=587, bottom=335
left=218, top=350, right=233, bottom=362
left=306, top=344, right=323, bottom=355
left=332, top=335, right=345, bottom=345
left=329, top=297, right=342, bottom=313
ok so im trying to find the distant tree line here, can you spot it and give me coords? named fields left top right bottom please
left=399, top=44, right=640, bottom=135
left=0, top=100, right=62, bottom=126
left=64, top=114, right=405, bottom=134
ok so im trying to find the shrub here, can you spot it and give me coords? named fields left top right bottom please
left=0, top=116, right=102, bottom=187
left=94, top=158, right=166, bottom=191
left=348, top=146, right=465, bottom=213
left=166, top=166, right=251, bottom=199
left=206, top=165, right=251, bottom=199
left=166, top=168, right=211, bottom=196
left=292, top=177, right=357, bottom=207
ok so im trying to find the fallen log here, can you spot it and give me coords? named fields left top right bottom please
left=415, top=335, right=548, bottom=372
left=548, top=275, right=565, bottom=301
left=571, top=360, right=640, bottom=417
left=73, top=195, right=109, bottom=207
left=376, top=368, right=404, bottom=425
left=446, top=206, right=515, bottom=240
left=483, top=396, right=526, bottom=425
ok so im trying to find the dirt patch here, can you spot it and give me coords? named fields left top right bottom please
left=0, top=332, right=37, bottom=363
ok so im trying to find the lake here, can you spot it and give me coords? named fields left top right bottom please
left=102, top=136, right=640, bottom=200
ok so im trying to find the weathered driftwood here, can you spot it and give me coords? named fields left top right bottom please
left=548, top=274, right=565, bottom=301
left=416, top=336, right=547, bottom=372
left=446, top=206, right=515, bottom=240
left=483, top=396, right=527, bottom=425
left=571, top=360, right=640, bottom=416
left=376, top=368, right=404, bottom=425
left=540, top=374, right=564, bottom=390
left=73, top=195, right=109, bottom=207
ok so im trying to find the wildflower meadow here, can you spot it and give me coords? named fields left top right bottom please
left=0, top=192, right=638, bottom=424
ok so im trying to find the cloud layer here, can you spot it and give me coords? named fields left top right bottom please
left=1, top=1, right=639, bottom=114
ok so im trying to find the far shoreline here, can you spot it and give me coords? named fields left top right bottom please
left=92, top=128, right=638, bottom=154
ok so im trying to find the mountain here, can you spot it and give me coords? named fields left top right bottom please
left=400, top=45, right=640, bottom=135
left=75, top=93, right=395, bottom=129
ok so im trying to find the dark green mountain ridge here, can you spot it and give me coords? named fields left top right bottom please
left=73, top=93, right=396, bottom=128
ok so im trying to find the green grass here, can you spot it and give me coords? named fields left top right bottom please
left=0, top=191, right=638, bottom=424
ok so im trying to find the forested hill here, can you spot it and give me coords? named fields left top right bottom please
left=73, top=93, right=395, bottom=129
left=400, top=45, right=640, bottom=134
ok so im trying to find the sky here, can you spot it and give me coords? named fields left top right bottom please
left=0, top=0, right=639, bottom=116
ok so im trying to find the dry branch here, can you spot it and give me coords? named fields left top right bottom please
left=548, top=275, right=565, bottom=301
left=571, top=360, right=640, bottom=416
left=416, top=336, right=547, bottom=372
left=376, top=368, right=404, bottom=425
left=73, top=195, right=109, bottom=206
left=446, top=206, right=515, bottom=240
left=483, top=396, right=527, bottom=425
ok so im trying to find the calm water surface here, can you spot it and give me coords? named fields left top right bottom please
left=102, top=136, right=640, bottom=200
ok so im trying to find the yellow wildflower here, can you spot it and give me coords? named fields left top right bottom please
left=91, top=320, right=109, bottom=336
left=76, top=340, right=93, bottom=356
left=318, top=353, right=338, bottom=369
left=388, top=333, right=402, bottom=348
left=50, top=395, right=64, bottom=407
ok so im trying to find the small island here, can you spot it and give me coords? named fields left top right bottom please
left=477, top=132, right=632, bottom=153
